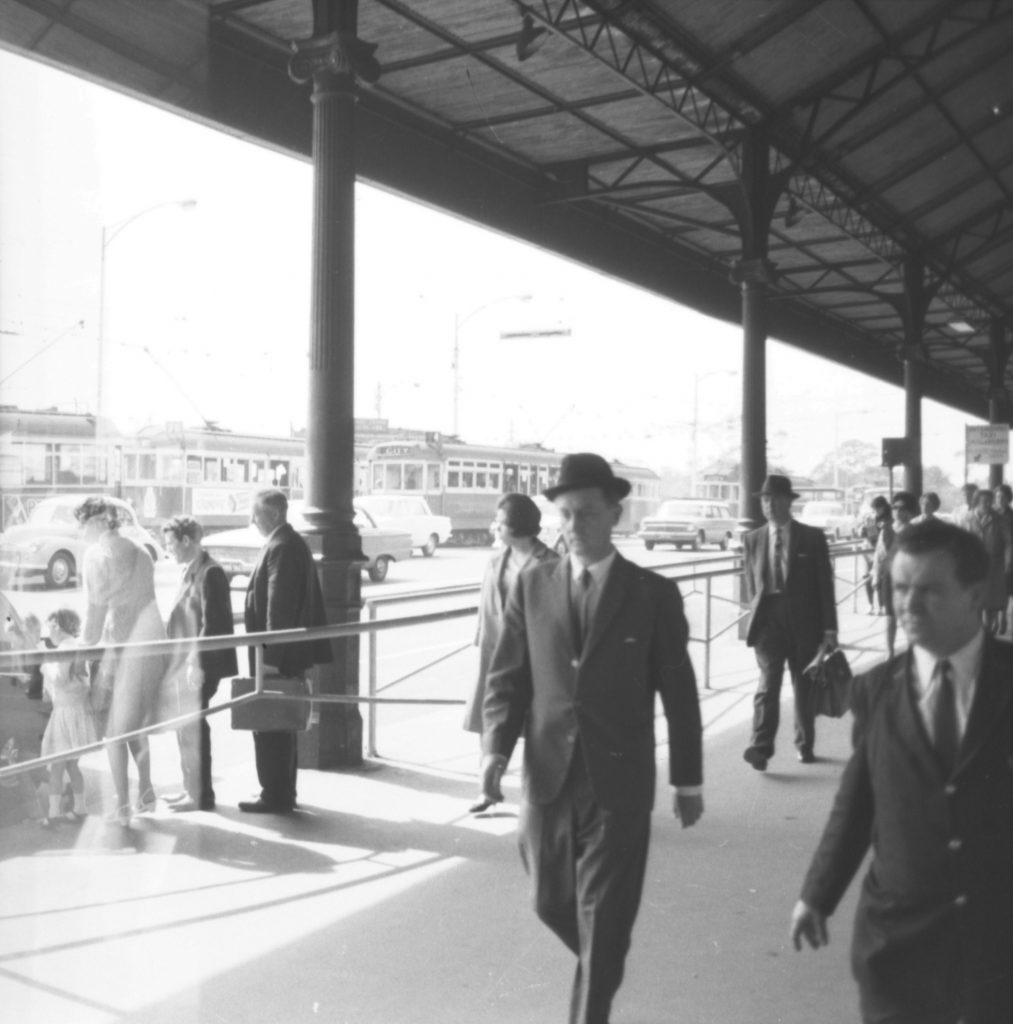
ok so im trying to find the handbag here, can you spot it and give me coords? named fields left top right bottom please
left=230, top=675, right=311, bottom=732
left=803, top=647, right=853, bottom=718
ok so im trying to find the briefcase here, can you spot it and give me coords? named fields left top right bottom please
left=230, top=676, right=311, bottom=732
left=803, top=648, right=853, bottom=718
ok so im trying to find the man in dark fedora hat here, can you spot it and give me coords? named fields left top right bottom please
left=741, top=474, right=837, bottom=770
left=480, top=451, right=703, bottom=1024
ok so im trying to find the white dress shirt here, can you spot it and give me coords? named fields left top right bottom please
left=911, top=629, right=983, bottom=743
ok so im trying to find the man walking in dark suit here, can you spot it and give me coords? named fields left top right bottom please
left=240, top=489, right=332, bottom=814
left=162, top=515, right=238, bottom=812
left=480, top=453, right=703, bottom=1024
left=791, top=519, right=1011, bottom=1024
left=741, top=474, right=837, bottom=769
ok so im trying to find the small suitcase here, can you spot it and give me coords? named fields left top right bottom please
left=230, top=676, right=311, bottom=732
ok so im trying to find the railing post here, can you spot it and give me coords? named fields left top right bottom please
left=703, top=575, right=712, bottom=690
left=255, top=643, right=264, bottom=693
left=367, top=601, right=378, bottom=758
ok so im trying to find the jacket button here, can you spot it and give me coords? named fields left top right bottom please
left=570, top=658, right=579, bottom=668
left=944, top=784, right=957, bottom=796
left=954, top=894, right=968, bottom=908
left=948, top=838, right=962, bottom=851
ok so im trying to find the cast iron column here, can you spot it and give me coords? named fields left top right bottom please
left=986, top=318, right=1010, bottom=488
left=288, top=5, right=379, bottom=769
left=902, top=349, right=923, bottom=497
left=733, top=259, right=775, bottom=529
left=900, top=257, right=927, bottom=497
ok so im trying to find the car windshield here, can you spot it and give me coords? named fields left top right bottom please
left=28, top=501, right=77, bottom=526
left=803, top=502, right=843, bottom=517
left=656, top=501, right=704, bottom=517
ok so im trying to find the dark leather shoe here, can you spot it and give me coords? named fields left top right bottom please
left=797, top=749, right=816, bottom=764
left=743, top=747, right=768, bottom=771
left=238, top=799, right=292, bottom=814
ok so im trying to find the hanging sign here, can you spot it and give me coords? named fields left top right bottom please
left=965, top=425, right=1009, bottom=465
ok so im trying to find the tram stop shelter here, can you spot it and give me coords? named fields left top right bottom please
left=1, top=0, right=1011, bottom=768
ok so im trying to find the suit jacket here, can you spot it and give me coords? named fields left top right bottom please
left=743, top=519, right=837, bottom=666
left=244, top=522, right=333, bottom=677
left=166, top=549, right=239, bottom=689
left=800, top=639, right=1012, bottom=1022
left=483, top=552, right=702, bottom=813
left=463, top=539, right=558, bottom=733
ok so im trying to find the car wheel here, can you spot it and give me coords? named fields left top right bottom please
left=367, top=556, right=391, bottom=583
left=644, top=540, right=655, bottom=551
left=45, top=551, right=75, bottom=589
left=422, top=534, right=438, bottom=557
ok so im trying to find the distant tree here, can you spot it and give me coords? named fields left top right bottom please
left=809, top=439, right=882, bottom=488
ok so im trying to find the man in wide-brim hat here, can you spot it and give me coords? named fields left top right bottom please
left=740, top=473, right=838, bottom=771
left=479, top=451, right=703, bottom=1024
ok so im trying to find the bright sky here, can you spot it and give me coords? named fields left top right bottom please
left=0, top=48, right=990, bottom=483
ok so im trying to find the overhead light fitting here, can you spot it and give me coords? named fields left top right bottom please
left=949, top=320, right=975, bottom=334
left=516, top=13, right=548, bottom=62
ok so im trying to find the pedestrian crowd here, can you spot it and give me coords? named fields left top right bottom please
left=20, top=488, right=329, bottom=827
left=10, top=463, right=1012, bottom=1023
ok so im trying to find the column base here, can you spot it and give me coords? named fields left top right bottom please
left=297, top=557, right=364, bottom=770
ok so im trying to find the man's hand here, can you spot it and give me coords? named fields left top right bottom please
left=821, top=630, right=838, bottom=652
left=673, top=792, right=703, bottom=828
left=477, top=754, right=507, bottom=806
left=790, top=900, right=829, bottom=951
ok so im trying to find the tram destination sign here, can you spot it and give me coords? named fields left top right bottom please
left=965, top=424, right=1010, bottom=465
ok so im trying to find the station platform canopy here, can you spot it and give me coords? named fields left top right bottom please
left=1, top=0, right=1010, bottom=417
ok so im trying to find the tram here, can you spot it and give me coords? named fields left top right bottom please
left=119, top=425, right=309, bottom=532
left=367, top=438, right=661, bottom=544
left=0, top=408, right=123, bottom=530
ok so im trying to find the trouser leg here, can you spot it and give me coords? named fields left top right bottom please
left=519, top=757, right=649, bottom=1024
left=253, top=731, right=297, bottom=808
left=790, top=662, right=815, bottom=753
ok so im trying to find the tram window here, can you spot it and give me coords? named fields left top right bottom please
left=203, top=458, right=221, bottom=483
left=427, top=464, right=441, bottom=490
left=475, top=468, right=487, bottom=489
left=371, top=465, right=384, bottom=491
left=382, top=464, right=403, bottom=491
left=503, top=464, right=518, bottom=491
left=54, top=446, right=81, bottom=485
left=80, top=450, right=103, bottom=485
left=447, top=468, right=460, bottom=488
left=161, top=455, right=184, bottom=482
left=21, top=443, right=49, bottom=485
left=403, top=462, right=423, bottom=490
left=488, top=468, right=500, bottom=490
left=186, top=456, right=202, bottom=484
left=270, top=461, right=289, bottom=487
left=461, top=466, right=475, bottom=489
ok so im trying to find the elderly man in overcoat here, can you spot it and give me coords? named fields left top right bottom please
left=240, top=489, right=332, bottom=814
left=791, top=519, right=1011, bottom=1024
left=480, top=453, right=703, bottom=1024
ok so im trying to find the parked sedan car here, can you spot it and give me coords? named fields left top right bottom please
left=637, top=499, right=737, bottom=551
left=204, top=502, right=413, bottom=583
left=354, top=495, right=452, bottom=557
left=797, top=500, right=854, bottom=539
left=0, top=494, right=164, bottom=588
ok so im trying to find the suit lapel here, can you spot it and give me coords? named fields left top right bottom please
left=956, top=636, right=1012, bottom=774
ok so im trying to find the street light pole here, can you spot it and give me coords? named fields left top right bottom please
left=96, top=198, right=197, bottom=430
left=452, top=293, right=531, bottom=436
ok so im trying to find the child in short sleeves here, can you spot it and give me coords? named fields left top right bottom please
left=40, top=608, right=97, bottom=825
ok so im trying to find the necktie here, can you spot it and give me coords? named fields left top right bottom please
left=572, top=569, right=592, bottom=650
left=932, top=659, right=959, bottom=774
left=773, top=527, right=785, bottom=591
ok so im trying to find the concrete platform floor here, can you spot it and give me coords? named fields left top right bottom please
left=0, top=606, right=892, bottom=1024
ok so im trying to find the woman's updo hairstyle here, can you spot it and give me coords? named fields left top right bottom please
left=74, top=495, right=121, bottom=530
left=497, top=493, right=541, bottom=539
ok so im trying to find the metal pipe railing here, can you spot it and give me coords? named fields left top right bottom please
left=0, top=542, right=873, bottom=779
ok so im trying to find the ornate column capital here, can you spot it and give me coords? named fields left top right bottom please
left=729, top=258, right=777, bottom=288
left=289, top=30, right=380, bottom=86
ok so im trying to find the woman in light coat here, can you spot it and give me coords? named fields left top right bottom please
left=464, top=494, right=558, bottom=809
